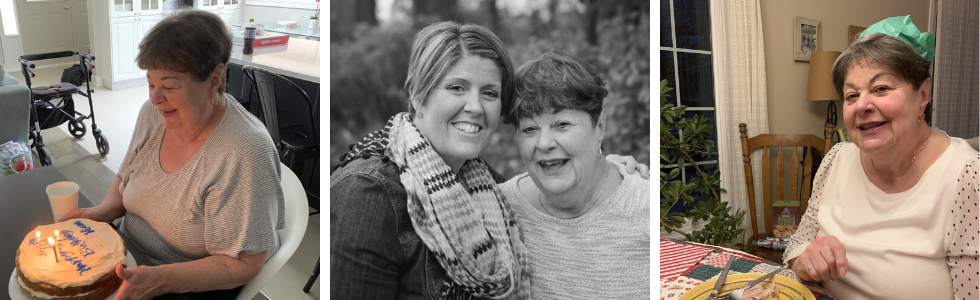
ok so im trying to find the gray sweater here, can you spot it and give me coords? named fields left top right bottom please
left=500, top=163, right=650, bottom=299
left=117, top=95, right=284, bottom=265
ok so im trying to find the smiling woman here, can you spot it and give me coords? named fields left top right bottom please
left=57, top=10, right=285, bottom=300
left=499, top=51, right=650, bottom=299
left=330, top=21, right=532, bottom=299
left=783, top=16, right=978, bottom=300
left=412, top=55, right=502, bottom=172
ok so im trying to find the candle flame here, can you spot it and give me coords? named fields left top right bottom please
left=36, top=231, right=40, bottom=239
left=47, top=237, right=54, bottom=245
left=55, top=230, right=59, bottom=237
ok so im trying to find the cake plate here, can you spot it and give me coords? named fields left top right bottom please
left=8, top=251, right=136, bottom=300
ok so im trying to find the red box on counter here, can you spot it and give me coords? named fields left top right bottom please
left=234, top=32, right=290, bottom=48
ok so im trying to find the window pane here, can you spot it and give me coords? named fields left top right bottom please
left=673, top=0, right=711, bottom=51
left=677, top=52, right=714, bottom=107
left=681, top=110, right=718, bottom=162
left=660, top=50, right=677, bottom=104
left=661, top=0, right=673, bottom=47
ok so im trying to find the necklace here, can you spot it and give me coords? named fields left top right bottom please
left=189, top=104, right=224, bottom=143
left=537, top=165, right=610, bottom=219
left=870, top=132, right=932, bottom=179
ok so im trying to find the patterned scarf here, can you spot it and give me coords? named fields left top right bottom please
left=341, top=113, right=530, bottom=299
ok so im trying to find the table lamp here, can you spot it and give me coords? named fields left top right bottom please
left=806, top=51, right=840, bottom=127
left=806, top=51, right=842, bottom=128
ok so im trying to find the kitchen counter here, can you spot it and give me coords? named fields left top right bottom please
left=230, top=37, right=320, bottom=83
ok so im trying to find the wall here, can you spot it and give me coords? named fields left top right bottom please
left=759, top=0, right=931, bottom=136
left=242, top=4, right=317, bottom=25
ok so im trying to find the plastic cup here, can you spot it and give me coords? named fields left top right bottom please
left=46, top=181, right=79, bottom=222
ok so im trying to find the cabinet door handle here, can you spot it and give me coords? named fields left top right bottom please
left=64, top=5, right=69, bottom=10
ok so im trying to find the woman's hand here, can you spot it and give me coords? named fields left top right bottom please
left=605, top=154, right=650, bottom=179
left=59, top=207, right=106, bottom=223
left=791, top=236, right=848, bottom=282
left=113, top=264, right=168, bottom=300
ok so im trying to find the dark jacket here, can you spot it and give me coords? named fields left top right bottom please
left=331, top=154, right=507, bottom=299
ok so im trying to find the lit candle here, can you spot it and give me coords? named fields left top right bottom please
left=48, top=237, right=58, bottom=263
left=55, top=230, right=59, bottom=241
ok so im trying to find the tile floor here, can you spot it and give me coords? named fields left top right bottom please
left=9, top=66, right=321, bottom=300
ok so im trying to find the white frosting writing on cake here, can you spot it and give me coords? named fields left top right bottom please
left=17, top=219, right=126, bottom=288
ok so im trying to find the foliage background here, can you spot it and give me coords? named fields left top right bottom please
left=330, top=0, right=650, bottom=177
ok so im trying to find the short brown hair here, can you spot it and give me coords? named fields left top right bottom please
left=505, top=51, right=607, bottom=126
left=832, top=33, right=932, bottom=121
left=404, top=21, right=515, bottom=118
left=136, top=9, right=231, bottom=92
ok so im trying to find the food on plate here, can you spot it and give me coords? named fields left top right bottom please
left=14, top=219, right=127, bottom=300
left=739, top=281, right=780, bottom=300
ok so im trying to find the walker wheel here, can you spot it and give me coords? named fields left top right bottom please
left=68, top=119, right=86, bottom=138
left=37, top=146, right=52, bottom=166
left=95, top=133, right=109, bottom=157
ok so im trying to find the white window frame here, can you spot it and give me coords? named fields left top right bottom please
left=0, top=0, right=19, bottom=36
left=246, top=0, right=316, bottom=10
left=661, top=0, right=717, bottom=185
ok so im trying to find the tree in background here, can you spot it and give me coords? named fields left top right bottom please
left=330, top=0, right=649, bottom=177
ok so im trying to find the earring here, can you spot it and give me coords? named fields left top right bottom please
left=210, top=94, right=218, bottom=105
left=416, top=111, right=423, bottom=119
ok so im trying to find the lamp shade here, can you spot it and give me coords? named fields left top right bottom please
left=806, top=51, right=842, bottom=101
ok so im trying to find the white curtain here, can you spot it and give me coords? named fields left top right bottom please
left=710, top=0, right=770, bottom=238
left=933, top=0, right=979, bottom=139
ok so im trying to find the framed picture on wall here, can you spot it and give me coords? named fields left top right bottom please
left=848, top=25, right=867, bottom=46
left=794, top=17, right=821, bottom=62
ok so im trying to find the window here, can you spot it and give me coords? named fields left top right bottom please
left=0, top=0, right=18, bottom=36
left=660, top=0, right=717, bottom=213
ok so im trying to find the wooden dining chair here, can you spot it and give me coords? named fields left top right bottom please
left=738, top=123, right=834, bottom=241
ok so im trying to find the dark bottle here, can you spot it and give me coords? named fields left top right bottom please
left=243, top=18, right=257, bottom=55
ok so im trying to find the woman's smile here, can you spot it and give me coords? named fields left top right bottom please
left=856, top=120, right=889, bottom=135
left=536, top=158, right=570, bottom=173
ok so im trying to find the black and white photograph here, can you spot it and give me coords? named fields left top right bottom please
left=330, top=0, right=651, bottom=298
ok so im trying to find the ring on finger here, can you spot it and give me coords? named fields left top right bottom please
left=805, top=264, right=813, bottom=273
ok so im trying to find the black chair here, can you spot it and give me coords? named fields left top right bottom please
left=242, top=66, right=320, bottom=293
left=225, top=62, right=251, bottom=107
left=241, top=66, right=318, bottom=206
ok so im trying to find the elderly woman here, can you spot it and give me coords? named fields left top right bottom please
left=499, top=51, right=650, bottom=299
left=784, top=16, right=978, bottom=299
left=60, top=10, right=283, bottom=300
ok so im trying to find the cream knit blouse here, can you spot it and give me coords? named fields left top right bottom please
left=500, top=163, right=650, bottom=299
left=784, top=137, right=979, bottom=300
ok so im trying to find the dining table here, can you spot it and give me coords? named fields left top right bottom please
left=659, top=237, right=837, bottom=300
left=0, top=166, right=191, bottom=300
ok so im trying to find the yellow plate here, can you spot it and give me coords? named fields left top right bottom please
left=678, top=273, right=817, bottom=300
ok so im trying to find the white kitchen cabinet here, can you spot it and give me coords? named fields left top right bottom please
left=196, top=0, right=240, bottom=11
left=109, top=14, right=163, bottom=82
left=217, top=10, right=240, bottom=28
left=110, top=0, right=164, bottom=18
left=195, top=0, right=241, bottom=28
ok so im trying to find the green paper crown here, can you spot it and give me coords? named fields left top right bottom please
left=859, top=15, right=935, bottom=62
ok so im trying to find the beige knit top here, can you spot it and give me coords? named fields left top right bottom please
left=784, top=137, right=979, bottom=300
left=500, top=162, right=650, bottom=299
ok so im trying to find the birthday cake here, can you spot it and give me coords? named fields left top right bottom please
left=14, top=219, right=126, bottom=300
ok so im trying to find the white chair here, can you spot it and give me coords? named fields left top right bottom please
left=236, top=163, right=310, bottom=300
